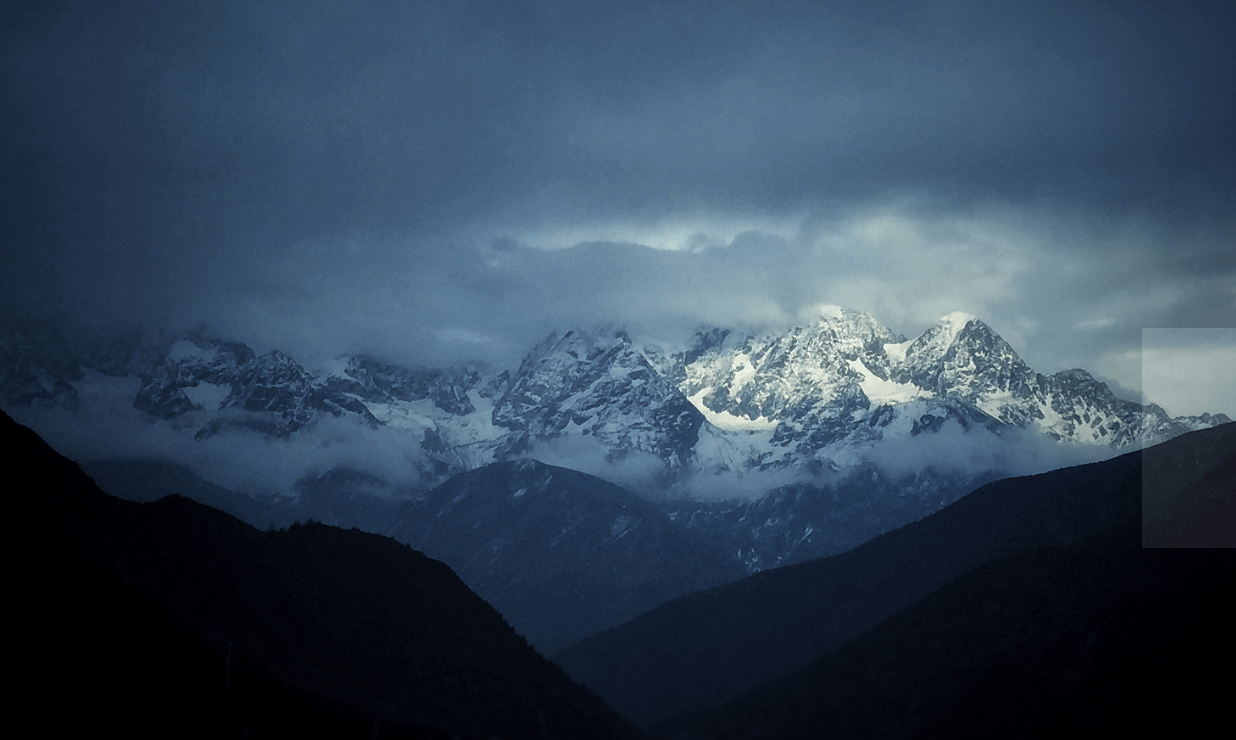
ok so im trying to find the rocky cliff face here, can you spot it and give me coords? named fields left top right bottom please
left=130, top=339, right=384, bottom=438
left=661, top=307, right=1222, bottom=474
left=492, top=328, right=704, bottom=473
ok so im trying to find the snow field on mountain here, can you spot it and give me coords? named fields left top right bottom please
left=181, top=382, right=231, bottom=411
left=687, top=388, right=779, bottom=431
left=5, top=308, right=1228, bottom=509
left=847, top=359, right=926, bottom=404
left=883, top=339, right=913, bottom=364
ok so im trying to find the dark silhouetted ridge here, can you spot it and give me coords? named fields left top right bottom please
left=555, top=423, right=1235, bottom=731
left=660, top=527, right=1234, bottom=739
left=2, top=409, right=639, bottom=739
left=390, top=459, right=746, bottom=653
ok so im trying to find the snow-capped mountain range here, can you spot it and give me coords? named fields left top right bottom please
left=2, top=308, right=1227, bottom=496
left=651, top=307, right=1221, bottom=470
left=9, top=311, right=1229, bottom=657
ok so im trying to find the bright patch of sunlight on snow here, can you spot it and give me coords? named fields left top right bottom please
left=687, top=388, right=780, bottom=431
left=847, top=359, right=926, bottom=404
left=884, top=339, right=913, bottom=364
left=182, top=382, right=231, bottom=411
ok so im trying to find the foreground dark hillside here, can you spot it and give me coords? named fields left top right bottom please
left=661, top=528, right=1234, bottom=739
left=83, top=456, right=746, bottom=655
left=561, top=422, right=1236, bottom=731
left=2, top=409, right=639, bottom=739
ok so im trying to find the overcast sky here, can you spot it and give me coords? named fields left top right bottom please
left=3, top=1, right=1234, bottom=416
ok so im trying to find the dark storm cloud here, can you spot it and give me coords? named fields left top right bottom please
left=2, top=1, right=1233, bottom=392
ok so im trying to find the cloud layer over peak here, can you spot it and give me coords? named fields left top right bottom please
left=2, top=1, right=1232, bottom=410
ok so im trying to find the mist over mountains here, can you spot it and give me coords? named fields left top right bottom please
left=8, top=390, right=1232, bottom=738
left=5, top=309, right=1227, bottom=574
left=5, top=307, right=1229, bottom=658
left=4, top=307, right=1223, bottom=501
left=6, top=3, right=1233, bottom=736
left=4, top=409, right=638, bottom=739
left=556, top=421, right=1236, bottom=731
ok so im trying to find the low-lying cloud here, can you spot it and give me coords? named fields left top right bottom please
left=3, top=0, right=1231, bottom=554
left=7, top=371, right=431, bottom=499
left=521, top=434, right=672, bottom=498
left=8, top=373, right=1130, bottom=513
left=4, top=1, right=1232, bottom=397
left=857, top=419, right=1119, bottom=483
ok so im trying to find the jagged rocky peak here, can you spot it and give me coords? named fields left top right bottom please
left=897, top=312, right=1033, bottom=400
left=676, top=307, right=902, bottom=433
left=899, top=311, right=978, bottom=369
left=163, top=337, right=256, bottom=377
left=547, top=327, right=636, bottom=363
left=229, top=350, right=317, bottom=410
left=493, top=326, right=704, bottom=471
left=1175, top=411, right=1235, bottom=429
left=1047, top=367, right=1107, bottom=395
left=500, top=326, right=651, bottom=396
left=0, top=328, right=84, bottom=408
left=132, top=336, right=391, bottom=437
left=0, top=317, right=151, bottom=407
left=133, top=337, right=256, bottom=419
left=810, top=305, right=905, bottom=356
left=191, top=349, right=326, bottom=439
left=683, top=327, right=732, bottom=364
left=327, top=354, right=493, bottom=415
left=806, top=305, right=907, bottom=381
left=241, top=349, right=313, bottom=385
left=135, top=339, right=319, bottom=418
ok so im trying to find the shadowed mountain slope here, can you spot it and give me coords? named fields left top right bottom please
left=81, top=456, right=286, bottom=529
left=72, top=455, right=748, bottom=655
left=659, top=528, right=1234, bottom=739
left=384, top=460, right=747, bottom=654
left=3, top=409, right=639, bottom=739
left=554, top=422, right=1235, bottom=730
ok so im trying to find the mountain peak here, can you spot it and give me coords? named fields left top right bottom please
left=898, top=313, right=1034, bottom=409
left=493, top=326, right=704, bottom=471
left=903, top=312, right=982, bottom=369
left=808, top=305, right=888, bottom=331
left=929, top=311, right=978, bottom=348
left=812, top=304, right=847, bottom=321
left=939, top=310, right=976, bottom=327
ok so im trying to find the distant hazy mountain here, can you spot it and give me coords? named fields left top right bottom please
left=85, top=454, right=746, bottom=655
left=292, top=459, right=747, bottom=654
left=3, top=409, right=638, bottom=739
left=553, top=422, right=1235, bottom=731
left=654, top=465, right=1002, bottom=571
left=81, top=456, right=285, bottom=528
left=389, top=459, right=746, bottom=653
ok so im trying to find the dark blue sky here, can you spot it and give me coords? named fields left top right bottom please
left=3, top=0, right=1233, bottom=407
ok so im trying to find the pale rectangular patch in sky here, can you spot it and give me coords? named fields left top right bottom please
left=1141, top=328, right=1236, bottom=420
